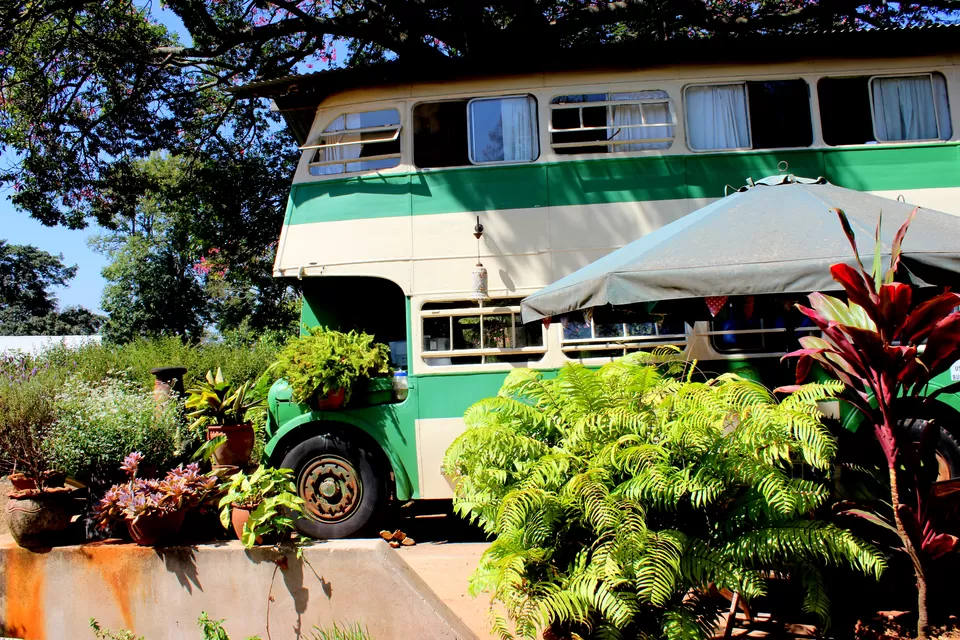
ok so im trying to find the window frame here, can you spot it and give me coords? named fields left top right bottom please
left=420, top=299, right=547, bottom=365
left=465, top=94, right=540, bottom=166
left=302, top=108, right=403, bottom=176
left=560, top=316, right=688, bottom=360
left=868, top=72, right=950, bottom=144
left=547, top=90, right=677, bottom=154
left=682, top=79, right=815, bottom=153
left=705, top=324, right=820, bottom=356
left=682, top=81, right=754, bottom=153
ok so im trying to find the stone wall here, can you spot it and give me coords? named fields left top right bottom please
left=0, top=537, right=478, bottom=640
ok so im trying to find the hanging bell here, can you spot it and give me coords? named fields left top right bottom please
left=471, top=262, right=488, bottom=300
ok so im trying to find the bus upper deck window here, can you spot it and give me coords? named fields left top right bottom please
left=305, top=108, right=401, bottom=176
left=684, top=79, right=812, bottom=151
left=468, top=96, right=539, bottom=164
left=550, top=90, right=675, bottom=155
left=819, top=73, right=952, bottom=145
left=413, top=100, right=470, bottom=168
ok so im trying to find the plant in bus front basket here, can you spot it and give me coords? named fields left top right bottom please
left=780, top=207, right=960, bottom=639
left=218, top=465, right=304, bottom=548
left=444, top=352, right=884, bottom=640
left=268, top=328, right=390, bottom=407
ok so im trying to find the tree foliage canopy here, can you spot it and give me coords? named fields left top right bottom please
left=1, top=0, right=957, bottom=228
left=0, top=240, right=103, bottom=335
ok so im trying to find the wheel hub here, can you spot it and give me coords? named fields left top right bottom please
left=300, top=456, right=361, bottom=523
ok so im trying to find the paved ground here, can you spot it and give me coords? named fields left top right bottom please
left=394, top=541, right=496, bottom=640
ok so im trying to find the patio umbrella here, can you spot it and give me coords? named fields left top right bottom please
left=521, top=174, right=960, bottom=323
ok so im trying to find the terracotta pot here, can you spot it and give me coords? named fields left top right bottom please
left=6, top=488, right=73, bottom=548
left=126, top=509, right=186, bottom=546
left=9, top=473, right=36, bottom=491
left=230, top=504, right=262, bottom=545
left=206, top=423, right=254, bottom=467
left=313, top=387, right=346, bottom=410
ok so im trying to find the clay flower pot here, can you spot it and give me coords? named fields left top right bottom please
left=127, top=510, right=187, bottom=546
left=230, top=504, right=262, bottom=545
left=6, top=488, right=73, bottom=548
left=313, top=387, right=346, bottom=410
left=206, top=423, right=255, bottom=467
left=9, top=473, right=36, bottom=492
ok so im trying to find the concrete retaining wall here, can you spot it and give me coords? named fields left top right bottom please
left=0, top=536, right=479, bottom=640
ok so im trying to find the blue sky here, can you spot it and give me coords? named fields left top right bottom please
left=1, top=5, right=192, bottom=314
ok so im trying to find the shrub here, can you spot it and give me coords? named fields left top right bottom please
left=39, top=333, right=284, bottom=391
left=45, top=377, right=193, bottom=480
left=444, top=356, right=886, bottom=640
left=0, top=354, right=60, bottom=481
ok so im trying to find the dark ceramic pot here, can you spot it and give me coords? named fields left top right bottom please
left=206, top=424, right=254, bottom=467
left=6, top=488, right=73, bottom=548
left=127, top=510, right=186, bottom=546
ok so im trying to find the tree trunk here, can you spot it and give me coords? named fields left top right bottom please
left=888, top=463, right=928, bottom=639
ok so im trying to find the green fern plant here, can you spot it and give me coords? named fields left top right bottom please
left=443, top=354, right=886, bottom=640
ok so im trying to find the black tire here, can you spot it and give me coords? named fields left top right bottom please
left=280, top=431, right=388, bottom=539
left=903, top=414, right=960, bottom=481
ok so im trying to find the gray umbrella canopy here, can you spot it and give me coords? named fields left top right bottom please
left=521, top=174, right=960, bottom=323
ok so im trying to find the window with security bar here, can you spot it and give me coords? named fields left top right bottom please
left=561, top=307, right=687, bottom=361
left=304, top=108, right=401, bottom=176
left=549, top=90, right=676, bottom=155
left=421, top=298, right=545, bottom=366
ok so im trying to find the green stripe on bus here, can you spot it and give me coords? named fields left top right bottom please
left=286, top=144, right=960, bottom=225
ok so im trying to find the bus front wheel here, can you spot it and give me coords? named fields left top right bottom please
left=281, top=432, right=387, bottom=539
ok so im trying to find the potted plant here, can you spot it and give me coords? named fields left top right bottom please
left=269, top=328, right=391, bottom=410
left=96, top=453, right=219, bottom=546
left=218, top=465, right=304, bottom=547
left=0, top=365, right=74, bottom=548
left=185, top=368, right=263, bottom=468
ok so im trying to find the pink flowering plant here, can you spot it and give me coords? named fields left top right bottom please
left=96, top=453, right=219, bottom=528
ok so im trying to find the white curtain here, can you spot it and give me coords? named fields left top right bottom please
left=873, top=75, right=948, bottom=141
left=610, top=91, right=673, bottom=151
left=685, top=84, right=750, bottom=151
left=499, top=97, right=538, bottom=162
left=313, top=113, right=363, bottom=175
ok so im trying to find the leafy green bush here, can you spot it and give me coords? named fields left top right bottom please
left=45, top=377, right=193, bottom=480
left=443, top=356, right=886, bottom=640
left=39, top=332, right=284, bottom=391
left=218, top=465, right=304, bottom=548
left=269, top=328, right=390, bottom=404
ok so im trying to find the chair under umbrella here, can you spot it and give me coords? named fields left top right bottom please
left=521, top=174, right=960, bottom=323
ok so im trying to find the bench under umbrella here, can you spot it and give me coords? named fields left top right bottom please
left=521, top=174, right=960, bottom=323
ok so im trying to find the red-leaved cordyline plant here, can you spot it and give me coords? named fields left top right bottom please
left=780, top=207, right=960, bottom=638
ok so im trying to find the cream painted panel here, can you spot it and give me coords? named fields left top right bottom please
left=869, top=188, right=960, bottom=216
left=550, top=249, right=624, bottom=283
left=276, top=216, right=412, bottom=267
left=411, top=207, right=550, bottom=259
left=412, top=253, right=554, bottom=297
left=416, top=417, right=466, bottom=499
left=547, top=198, right=713, bottom=251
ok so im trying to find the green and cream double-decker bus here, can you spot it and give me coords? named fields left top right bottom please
left=237, top=27, right=960, bottom=539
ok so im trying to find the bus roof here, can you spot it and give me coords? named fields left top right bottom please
left=232, top=25, right=960, bottom=144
